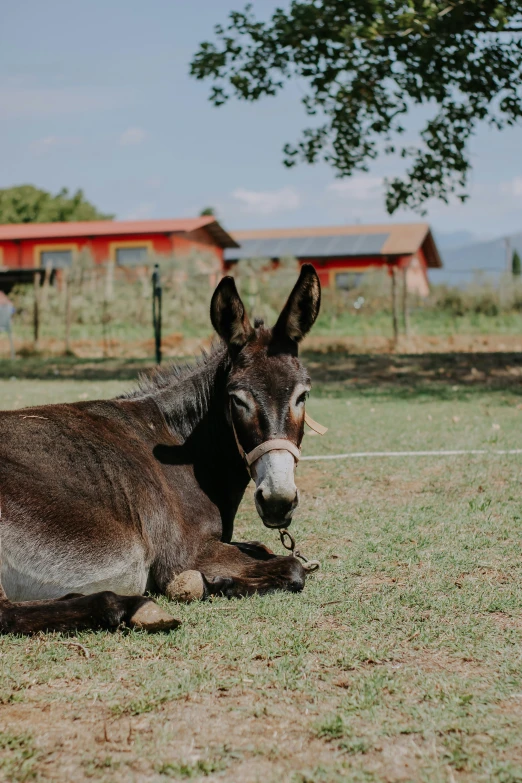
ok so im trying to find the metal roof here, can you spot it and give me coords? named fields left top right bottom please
left=225, top=232, right=389, bottom=261
left=0, top=217, right=239, bottom=249
left=228, top=223, right=442, bottom=268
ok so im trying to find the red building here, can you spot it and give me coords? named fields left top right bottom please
left=0, top=218, right=442, bottom=298
left=0, top=217, right=238, bottom=270
left=226, top=223, right=442, bottom=297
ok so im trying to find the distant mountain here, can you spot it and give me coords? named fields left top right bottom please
left=433, top=230, right=479, bottom=250
left=432, top=232, right=522, bottom=286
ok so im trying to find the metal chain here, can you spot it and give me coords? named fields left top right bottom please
left=279, top=528, right=320, bottom=573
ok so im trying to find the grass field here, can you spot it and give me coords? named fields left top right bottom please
left=1, top=352, right=522, bottom=782
left=4, top=308, right=522, bottom=352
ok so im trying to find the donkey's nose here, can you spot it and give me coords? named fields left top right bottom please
left=255, top=488, right=299, bottom=528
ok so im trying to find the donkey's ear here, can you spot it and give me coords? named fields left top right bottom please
left=273, top=264, right=321, bottom=344
left=210, top=276, right=254, bottom=350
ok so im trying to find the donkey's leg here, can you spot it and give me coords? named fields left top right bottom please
left=0, top=589, right=180, bottom=635
left=230, top=541, right=277, bottom=560
left=0, top=576, right=179, bottom=635
left=166, top=540, right=306, bottom=601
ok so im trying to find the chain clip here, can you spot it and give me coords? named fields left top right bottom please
left=279, top=528, right=320, bottom=573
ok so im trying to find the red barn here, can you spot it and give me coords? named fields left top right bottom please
left=0, top=217, right=238, bottom=271
left=226, top=223, right=442, bottom=297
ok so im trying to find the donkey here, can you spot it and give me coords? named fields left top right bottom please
left=0, top=265, right=321, bottom=634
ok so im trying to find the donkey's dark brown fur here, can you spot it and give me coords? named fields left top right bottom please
left=0, top=265, right=321, bottom=633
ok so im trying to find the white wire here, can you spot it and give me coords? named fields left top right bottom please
left=301, top=449, right=522, bottom=461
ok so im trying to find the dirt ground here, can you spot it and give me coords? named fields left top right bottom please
left=4, top=331, right=522, bottom=360
left=308, top=333, right=522, bottom=355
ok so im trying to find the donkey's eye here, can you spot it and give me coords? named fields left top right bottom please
left=230, top=393, right=250, bottom=411
left=296, top=391, right=309, bottom=406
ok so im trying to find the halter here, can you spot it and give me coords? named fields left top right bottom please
left=230, top=402, right=327, bottom=477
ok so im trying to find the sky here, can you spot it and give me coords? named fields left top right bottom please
left=1, top=0, right=521, bottom=246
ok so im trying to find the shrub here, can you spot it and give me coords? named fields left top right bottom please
left=472, top=293, right=500, bottom=317
left=435, top=289, right=466, bottom=317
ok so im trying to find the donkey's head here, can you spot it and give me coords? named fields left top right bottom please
left=211, top=264, right=321, bottom=528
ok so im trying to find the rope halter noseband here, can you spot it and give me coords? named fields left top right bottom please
left=230, top=402, right=327, bottom=477
left=229, top=401, right=327, bottom=573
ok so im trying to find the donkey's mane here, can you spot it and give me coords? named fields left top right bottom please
left=119, top=341, right=229, bottom=401
left=117, top=325, right=274, bottom=440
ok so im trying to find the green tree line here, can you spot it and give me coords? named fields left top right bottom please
left=0, top=185, right=113, bottom=224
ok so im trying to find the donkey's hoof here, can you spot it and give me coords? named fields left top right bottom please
left=166, top=570, right=205, bottom=603
left=129, top=601, right=181, bottom=632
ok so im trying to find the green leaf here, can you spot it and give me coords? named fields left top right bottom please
left=189, top=0, right=522, bottom=214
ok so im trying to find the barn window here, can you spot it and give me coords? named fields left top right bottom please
left=40, top=250, right=73, bottom=269
left=115, top=246, right=149, bottom=267
left=335, top=272, right=362, bottom=290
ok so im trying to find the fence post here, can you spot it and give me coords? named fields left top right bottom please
left=402, top=266, right=410, bottom=338
left=64, top=267, right=72, bottom=355
left=33, top=271, right=41, bottom=351
left=8, top=322, right=15, bottom=360
left=105, top=260, right=114, bottom=301
left=391, top=265, right=399, bottom=345
left=152, top=264, right=162, bottom=365
left=41, top=261, right=52, bottom=308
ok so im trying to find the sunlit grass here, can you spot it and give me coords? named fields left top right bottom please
left=1, top=356, right=522, bottom=781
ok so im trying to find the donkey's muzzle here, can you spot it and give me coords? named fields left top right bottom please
left=255, top=487, right=299, bottom=529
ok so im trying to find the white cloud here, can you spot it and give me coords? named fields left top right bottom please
left=500, top=176, right=522, bottom=199
left=416, top=178, right=522, bottom=240
left=123, top=202, right=156, bottom=220
left=324, top=175, right=390, bottom=222
left=145, top=176, right=163, bottom=190
left=327, top=176, right=384, bottom=201
left=119, top=127, right=146, bottom=146
left=0, top=84, right=130, bottom=119
left=324, top=174, right=522, bottom=231
left=29, top=135, right=81, bottom=155
left=231, top=186, right=301, bottom=215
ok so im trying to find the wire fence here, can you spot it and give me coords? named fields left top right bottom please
left=2, top=253, right=522, bottom=358
left=3, top=253, right=304, bottom=357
